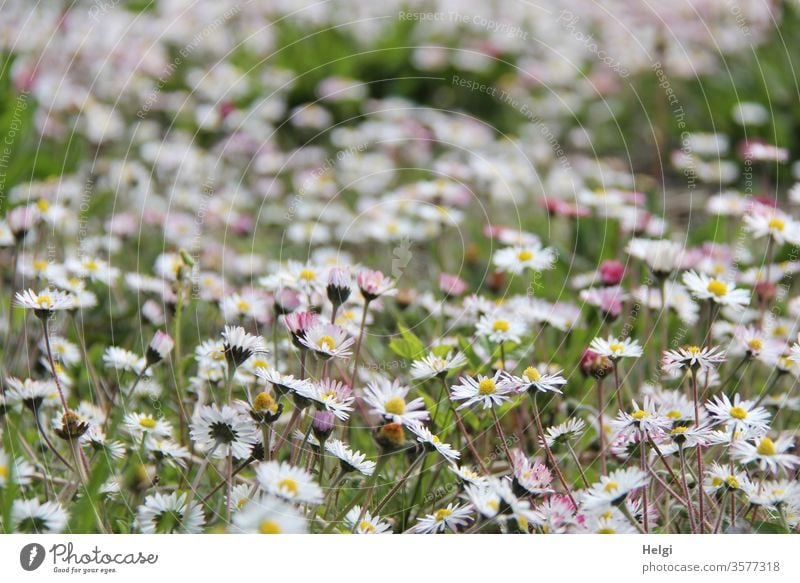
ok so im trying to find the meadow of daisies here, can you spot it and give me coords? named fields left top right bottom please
left=1, top=1, right=800, bottom=536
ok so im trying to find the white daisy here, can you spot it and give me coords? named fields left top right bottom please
left=683, top=271, right=750, bottom=309
left=475, top=313, right=525, bottom=344
left=299, top=322, right=354, bottom=360
left=345, top=505, right=392, bottom=534
left=412, top=502, right=474, bottom=533
left=451, top=372, right=516, bottom=410
left=705, top=394, right=771, bottom=432
left=190, top=404, right=259, bottom=459
left=580, top=467, right=649, bottom=512
left=363, top=376, right=429, bottom=425
left=134, top=492, right=205, bottom=534
left=11, top=499, right=69, bottom=533
left=589, top=336, right=643, bottom=361
left=493, top=243, right=557, bottom=275
left=407, top=423, right=460, bottom=463
left=232, top=496, right=308, bottom=534
left=256, top=460, right=324, bottom=504
left=324, top=439, right=377, bottom=476
left=410, top=351, right=467, bottom=380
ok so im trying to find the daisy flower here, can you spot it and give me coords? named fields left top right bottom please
left=577, top=513, right=638, bottom=534
left=363, top=376, right=429, bottom=425
left=190, top=404, right=260, bottom=460
left=145, top=437, right=191, bottom=469
left=410, top=350, right=467, bottom=380
left=0, top=448, right=35, bottom=487
left=232, top=496, right=308, bottom=534
left=625, top=238, right=683, bottom=277
left=743, top=209, right=800, bottom=245
left=507, top=366, right=567, bottom=395
left=256, top=461, right=324, bottom=504
left=5, top=377, right=61, bottom=410
left=134, top=492, right=205, bottom=534
left=541, top=418, right=586, bottom=448
left=255, top=368, right=313, bottom=399
left=412, top=503, right=474, bottom=533
left=492, top=243, right=557, bottom=275
left=450, top=465, right=487, bottom=486
left=450, top=371, right=516, bottom=410
left=745, top=480, right=800, bottom=509
left=703, top=463, right=748, bottom=494
left=324, top=439, right=377, bottom=476
left=475, top=313, right=524, bottom=344
left=682, top=270, right=750, bottom=309
left=731, top=435, right=800, bottom=475
left=580, top=467, right=649, bottom=512
left=345, top=506, right=392, bottom=534
left=103, top=347, right=145, bottom=373
left=589, top=336, right=643, bottom=361
left=661, top=345, right=726, bottom=373
left=221, top=325, right=267, bottom=367
left=11, top=499, right=69, bottom=533
left=611, top=399, right=672, bottom=438
left=14, top=288, right=74, bottom=317
left=145, top=330, right=174, bottom=366
left=295, top=378, right=354, bottom=420
left=535, top=494, right=577, bottom=534
left=123, top=412, right=172, bottom=440
left=733, top=326, right=784, bottom=364
left=299, top=322, right=354, bottom=360
left=407, top=423, right=460, bottom=463
left=705, top=394, right=771, bottom=432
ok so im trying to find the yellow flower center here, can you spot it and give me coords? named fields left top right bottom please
left=609, top=343, right=624, bottom=353
left=0, top=466, right=8, bottom=479
left=278, top=478, right=299, bottom=495
left=773, top=325, right=788, bottom=337
left=725, top=476, right=740, bottom=489
left=707, top=280, right=728, bottom=297
left=523, top=367, right=541, bottom=382
left=384, top=397, right=406, bottom=415
left=36, top=198, right=50, bottom=212
left=478, top=378, right=496, bottom=395
left=251, top=358, right=269, bottom=369
left=85, top=259, right=98, bottom=271
left=359, top=521, right=376, bottom=533
left=756, top=437, right=777, bottom=456
left=598, top=527, right=616, bottom=534
left=687, top=345, right=701, bottom=354
left=236, top=299, right=251, bottom=312
left=434, top=508, right=453, bottom=522
left=517, top=250, right=533, bottom=261
left=670, top=426, right=688, bottom=434
left=492, top=320, right=510, bottom=332
left=36, top=295, right=53, bottom=308
left=317, top=335, right=336, bottom=351
left=33, top=259, right=48, bottom=271
left=631, top=410, right=650, bottom=420
left=773, top=489, right=785, bottom=497
left=747, top=339, right=763, bottom=352
left=431, top=435, right=441, bottom=444
left=259, top=520, right=281, bottom=534
left=712, top=477, right=723, bottom=487
left=603, top=481, right=619, bottom=493
left=299, top=269, right=316, bottom=281
left=768, top=217, right=786, bottom=231
left=666, top=410, right=683, bottom=420
left=139, top=417, right=157, bottom=429
left=729, top=406, right=748, bottom=420
left=253, top=392, right=278, bottom=414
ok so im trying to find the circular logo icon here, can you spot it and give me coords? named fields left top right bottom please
left=20, top=543, right=46, bottom=571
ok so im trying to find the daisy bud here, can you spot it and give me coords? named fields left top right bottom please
left=326, top=267, right=351, bottom=307
left=487, top=271, right=505, bottom=294
left=53, top=411, right=89, bottom=441
left=580, top=349, right=612, bottom=380
left=274, top=288, right=301, bottom=315
left=7, top=205, right=39, bottom=241
left=755, top=280, right=777, bottom=305
left=599, top=260, right=625, bottom=286
left=251, top=391, right=282, bottom=424
left=146, top=330, right=174, bottom=366
left=283, top=311, right=318, bottom=348
left=312, top=410, right=335, bottom=442
left=439, top=273, right=467, bottom=297
left=374, top=422, right=406, bottom=452
left=357, top=268, right=396, bottom=302
left=394, top=288, right=416, bottom=310
left=465, top=244, right=480, bottom=265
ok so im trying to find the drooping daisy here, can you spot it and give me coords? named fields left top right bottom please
left=11, top=499, right=69, bottom=533
left=475, top=312, right=525, bottom=344
left=705, top=394, right=771, bottom=432
left=492, top=243, right=557, bottom=275
left=5, top=377, right=61, bottom=410
left=134, top=492, right=205, bottom=534
left=221, top=325, right=267, bottom=367
left=661, top=345, right=726, bottom=374
left=410, top=350, right=467, bottom=380
left=324, top=439, right=376, bottom=476
left=190, top=404, right=259, bottom=459
left=580, top=467, right=649, bottom=512
left=731, top=435, right=800, bottom=475
left=407, top=423, right=460, bottom=463
left=507, top=365, right=567, bottom=395
left=363, top=376, right=429, bottom=425
left=412, top=503, right=474, bottom=533
left=541, top=418, right=586, bottom=448
left=232, top=496, right=308, bottom=534
left=146, top=437, right=191, bottom=469
left=683, top=270, right=750, bottom=309
left=451, top=371, right=516, bottom=410
left=103, top=347, right=145, bottom=374
left=589, top=336, right=643, bottom=361
left=625, top=238, right=683, bottom=277
left=356, top=268, right=396, bottom=301
left=345, top=506, right=392, bottom=534
left=299, top=322, right=354, bottom=360
left=255, top=368, right=314, bottom=399
left=509, top=449, right=553, bottom=496
left=450, top=464, right=487, bottom=486
left=256, top=460, right=324, bottom=504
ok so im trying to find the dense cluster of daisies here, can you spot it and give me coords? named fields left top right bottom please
left=1, top=1, right=799, bottom=535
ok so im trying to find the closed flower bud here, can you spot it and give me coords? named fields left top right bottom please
left=326, top=267, right=352, bottom=307
left=374, top=422, right=405, bottom=452
left=312, top=410, right=336, bottom=442
left=146, top=330, right=174, bottom=366
left=251, top=391, right=282, bottom=424
left=580, top=349, right=613, bottom=379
